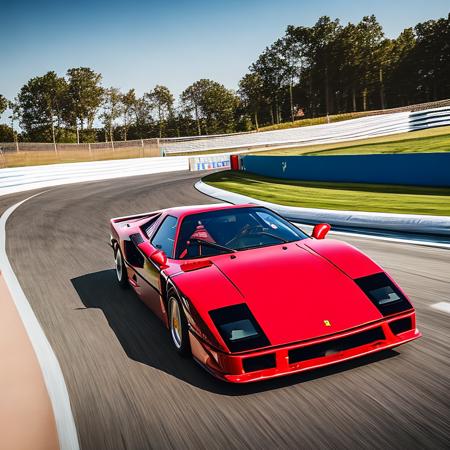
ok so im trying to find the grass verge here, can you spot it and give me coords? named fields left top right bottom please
left=255, top=125, right=450, bottom=156
left=204, top=171, right=450, bottom=216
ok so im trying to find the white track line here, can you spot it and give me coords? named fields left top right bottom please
left=431, top=302, right=450, bottom=314
left=0, top=191, right=79, bottom=450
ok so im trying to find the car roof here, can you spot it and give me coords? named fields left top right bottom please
left=164, top=203, right=257, bottom=219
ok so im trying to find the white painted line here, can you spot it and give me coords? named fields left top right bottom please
left=0, top=191, right=79, bottom=450
left=431, top=302, right=450, bottom=314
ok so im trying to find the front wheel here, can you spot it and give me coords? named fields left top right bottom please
left=114, top=244, right=128, bottom=288
left=168, top=294, right=191, bottom=356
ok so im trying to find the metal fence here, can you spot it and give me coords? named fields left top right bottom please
left=0, top=138, right=160, bottom=153
left=0, top=138, right=160, bottom=168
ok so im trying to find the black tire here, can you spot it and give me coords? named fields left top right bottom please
left=114, top=244, right=128, bottom=288
left=167, top=293, right=191, bottom=357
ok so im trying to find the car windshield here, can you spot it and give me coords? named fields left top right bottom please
left=175, top=207, right=308, bottom=259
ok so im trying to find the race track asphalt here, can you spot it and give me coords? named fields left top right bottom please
left=3, top=170, right=450, bottom=449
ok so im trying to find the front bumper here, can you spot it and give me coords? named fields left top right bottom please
left=189, top=311, right=421, bottom=383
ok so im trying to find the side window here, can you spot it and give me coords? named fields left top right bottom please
left=151, top=215, right=178, bottom=257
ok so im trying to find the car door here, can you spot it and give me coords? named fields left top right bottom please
left=135, top=215, right=178, bottom=321
left=123, top=214, right=161, bottom=295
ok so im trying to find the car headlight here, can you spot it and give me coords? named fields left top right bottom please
left=209, top=303, right=270, bottom=352
left=355, top=272, right=412, bottom=316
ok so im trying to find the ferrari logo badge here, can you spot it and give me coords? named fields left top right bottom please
left=323, top=320, right=331, bottom=327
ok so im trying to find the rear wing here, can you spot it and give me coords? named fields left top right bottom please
left=110, top=211, right=159, bottom=224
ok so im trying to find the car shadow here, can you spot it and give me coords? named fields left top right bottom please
left=71, top=269, right=399, bottom=395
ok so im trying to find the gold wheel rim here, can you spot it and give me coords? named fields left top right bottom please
left=170, top=298, right=182, bottom=349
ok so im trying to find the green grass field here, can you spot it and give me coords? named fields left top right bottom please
left=256, top=125, right=450, bottom=156
left=204, top=171, right=450, bottom=216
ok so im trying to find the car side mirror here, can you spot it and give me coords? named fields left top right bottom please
left=149, top=249, right=168, bottom=268
left=312, top=223, right=331, bottom=239
left=137, top=241, right=168, bottom=268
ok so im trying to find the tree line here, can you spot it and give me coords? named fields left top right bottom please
left=0, top=13, right=449, bottom=143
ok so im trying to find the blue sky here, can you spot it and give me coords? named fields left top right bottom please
left=1, top=0, right=449, bottom=106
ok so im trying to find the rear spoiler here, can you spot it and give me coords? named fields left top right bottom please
left=110, top=211, right=159, bottom=224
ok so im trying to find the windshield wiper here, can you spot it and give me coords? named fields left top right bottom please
left=189, top=238, right=236, bottom=253
left=256, top=231, right=289, bottom=243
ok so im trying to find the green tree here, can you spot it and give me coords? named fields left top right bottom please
left=238, top=73, right=265, bottom=130
left=146, top=85, right=174, bottom=138
left=0, top=124, right=14, bottom=142
left=386, top=28, right=417, bottom=105
left=0, top=94, right=7, bottom=115
left=8, top=99, right=20, bottom=146
left=120, top=89, right=136, bottom=141
left=132, top=95, right=153, bottom=138
left=307, top=16, right=341, bottom=115
left=413, top=14, right=450, bottom=101
left=16, top=71, right=68, bottom=143
left=101, top=87, right=122, bottom=143
left=181, top=79, right=239, bottom=135
left=354, top=15, right=385, bottom=110
left=181, top=82, right=203, bottom=135
left=332, top=22, right=362, bottom=111
left=280, top=30, right=308, bottom=121
left=65, top=67, right=103, bottom=143
left=251, top=42, right=289, bottom=124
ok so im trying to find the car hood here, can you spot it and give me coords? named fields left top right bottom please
left=173, top=239, right=384, bottom=348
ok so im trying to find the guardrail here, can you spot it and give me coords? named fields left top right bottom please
left=0, top=156, right=190, bottom=196
left=162, top=105, right=450, bottom=155
left=0, top=151, right=236, bottom=196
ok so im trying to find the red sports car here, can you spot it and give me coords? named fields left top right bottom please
left=110, top=204, right=421, bottom=383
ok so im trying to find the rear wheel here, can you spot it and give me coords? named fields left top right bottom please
left=114, top=244, right=128, bottom=288
left=168, top=294, right=191, bottom=356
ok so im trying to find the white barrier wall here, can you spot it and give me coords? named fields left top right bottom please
left=162, top=106, right=450, bottom=154
left=0, top=156, right=190, bottom=196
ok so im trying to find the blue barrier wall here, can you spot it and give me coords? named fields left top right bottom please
left=240, top=153, right=450, bottom=187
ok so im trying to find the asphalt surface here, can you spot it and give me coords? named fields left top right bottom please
left=4, top=171, right=450, bottom=449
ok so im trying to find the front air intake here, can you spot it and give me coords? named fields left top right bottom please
left=288, top=327, right=385, bottom=364
left=389, top=317, right=412, bottom=335
left=243, top=353, right=276, bottom=373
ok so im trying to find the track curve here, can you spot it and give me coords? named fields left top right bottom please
left=4, top=171, right=450, bottom=449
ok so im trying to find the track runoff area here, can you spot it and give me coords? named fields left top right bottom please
left=0, top=164, right=449, bottom=449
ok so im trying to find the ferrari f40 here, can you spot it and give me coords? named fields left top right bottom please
left=110, top=204, right=421, bottom=382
